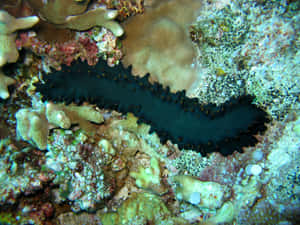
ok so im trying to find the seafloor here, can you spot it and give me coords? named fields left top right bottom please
left=0, top=0, right=299, bottom=224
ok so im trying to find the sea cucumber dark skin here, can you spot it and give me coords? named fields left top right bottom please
left=35, top=59, right=269, bottom=156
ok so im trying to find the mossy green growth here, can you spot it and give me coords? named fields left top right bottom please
left=100, top=192, right=187, bottom=225
left=0, top=212, right=32, bottom=225
left=130, top=157, right=160, bottom=189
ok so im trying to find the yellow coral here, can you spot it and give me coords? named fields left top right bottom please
left=15, top=101, right=104, bottom=150
left=0, top=10, right=39, bottom=66
left=0, top=69, right=15, bottom=99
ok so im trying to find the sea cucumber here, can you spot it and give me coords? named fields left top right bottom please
left=35, top=59, right=269, bottom=156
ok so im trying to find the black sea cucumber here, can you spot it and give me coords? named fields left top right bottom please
left=35, top=59, right=269, bottom=156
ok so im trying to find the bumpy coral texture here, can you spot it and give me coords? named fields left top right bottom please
left=0, top=10, right=39, bottom=99
left=27, top=0, right=124, bottom=36
left=122, top=0, right=202, bottom=93
left=15, top=99, right=104, bottom=150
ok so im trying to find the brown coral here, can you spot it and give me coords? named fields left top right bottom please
left=122, top=0, right=202, bottom=93
left=27, top=0, right=124, bottom=36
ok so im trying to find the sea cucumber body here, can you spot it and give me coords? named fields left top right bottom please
left=36, top=59, right=268, bottom=155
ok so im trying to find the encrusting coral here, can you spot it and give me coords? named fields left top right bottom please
left=100, top=192, right=188, bottom=225
left=0, top=9, right=39, bottom=99
left=27, top=0, right=124, bottom=37
left=15, top=99, right=104, bottom=150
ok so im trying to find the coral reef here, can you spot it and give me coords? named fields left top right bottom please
left=0, top=0, right=299, bottom=224
left=190, top=0, right=299, bottom=118
left=122, top=0, right=202, bottom=93
left=16, top=27, right=123, bottom=69
left=0, top=9, right=39, bottom=99
left=0, top=10, right=39, bottom=67
left=99, top=192, right=188, bottom=225
left=35, top=57, right=268, bottom=156
left=27, top=0, right=124, bottom=37
left=46, top=129, right=113, bottom=212
left=15, top=97, right=104, bottom=150
left=0, top=69, right=15, bottom=99
left=104, top=0, right=144, bottom=21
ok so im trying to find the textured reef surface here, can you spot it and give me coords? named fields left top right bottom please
left=0, top=0, right=299, bottom=224
left=36, top=59, right=268, bottom=156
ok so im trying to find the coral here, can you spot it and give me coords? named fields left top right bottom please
left=130, top=156, right=167, bottom=194
left=89, top=27, right=123, bottom=66
left=16, top=27, right=123, bottom=68
left=0, top=138, right=53, bottom=205
left=27, top=0, right=90, bottom=25
left=189, top=4, right=249, bottom=104
left=173, top=175, right=227, bottom=210
left=57, top=192, right=188, bottom=225
left=173, top=150, right=211, bottom=177
left=63, top=5, right=124, bottom=37
left=100, top=192, right=188, bottom=225
left=0, top=10, right=39, bottom=66
left=122, top=0, right=202, bottom=93
left=103, top=0, right=144, bottom=21
left=241, top=0, right=300, bottom=118
left=27, top=0, right=124, bottom=37
left=0, top=10, right=38, bottom=99
left=0, top=69, right=15, bottom=99
left=15, top=98, right=104, bottom=150
left=0, top=212, right=34, bottom=225
left=46, top=129, right=113, bottom=212
left=190, top=0, right=299, bottom=117
left=130, top=157, right=160, bottom=187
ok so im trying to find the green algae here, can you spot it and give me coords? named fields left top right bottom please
left=100, top=192, right=188, bottom=225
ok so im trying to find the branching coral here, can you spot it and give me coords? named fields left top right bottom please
left=27, top=0, right=124, bottom=37
left=0, top=69, right=15, bottom=99
left=0, top=138, right=53, bottom=206
left=0, top=10, right=39, bottom=99
left=0, top=10, right=39, bottom=66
